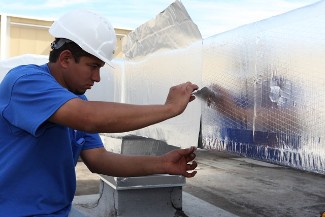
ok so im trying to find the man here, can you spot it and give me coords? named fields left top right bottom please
left=0, top=10, right=198, bottom=216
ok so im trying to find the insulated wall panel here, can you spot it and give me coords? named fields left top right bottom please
left=201, top=1, right=325, bottom=174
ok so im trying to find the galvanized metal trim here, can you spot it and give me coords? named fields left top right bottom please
left=99, top=174, right=185, bottom=190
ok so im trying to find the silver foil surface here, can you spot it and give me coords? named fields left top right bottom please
left=201, top=1, right=325, bottom=174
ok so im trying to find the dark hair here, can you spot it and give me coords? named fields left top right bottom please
left=49, top=38, right=93, bottom=63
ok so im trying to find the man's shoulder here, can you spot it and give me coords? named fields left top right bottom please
left=5, top=64, right=51, bottom=82
left=10, top=63, right=48, bottom=74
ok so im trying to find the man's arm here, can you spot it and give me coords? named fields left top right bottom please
left=80, top=147, right=198, bottom=178
left=49, top=82, right=198, bottom=133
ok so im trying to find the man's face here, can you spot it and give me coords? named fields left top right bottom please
left=64, top=55, right=105, bottom=95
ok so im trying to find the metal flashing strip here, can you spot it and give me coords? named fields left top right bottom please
left=99, top=174, right=185, bottom=190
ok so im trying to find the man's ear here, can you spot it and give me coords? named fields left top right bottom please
left=59, top=50, right=73, bottom=68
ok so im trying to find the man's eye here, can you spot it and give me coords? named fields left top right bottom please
left=89, top=64, right=99, bottom=69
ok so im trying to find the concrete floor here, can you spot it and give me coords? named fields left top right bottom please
left=75, top=149, right=325, bottom=217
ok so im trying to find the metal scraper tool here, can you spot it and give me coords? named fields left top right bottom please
left=192, top=86, right=219, bottom=100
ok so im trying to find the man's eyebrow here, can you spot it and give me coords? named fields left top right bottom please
left=89, top=62, right=104, bottom=67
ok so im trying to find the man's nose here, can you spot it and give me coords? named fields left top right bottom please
left=92, top=70, right=101, bottom=82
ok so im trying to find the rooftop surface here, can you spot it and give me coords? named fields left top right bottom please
left=75, top=149, right=325, bottom=217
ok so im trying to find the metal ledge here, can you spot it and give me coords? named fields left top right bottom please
left=100, top=174, right=185, bottom=190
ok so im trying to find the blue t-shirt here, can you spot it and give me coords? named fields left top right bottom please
left=0, top=64, right=104, bottom=216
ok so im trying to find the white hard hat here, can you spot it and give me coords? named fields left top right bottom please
left=49, top=9, right=116, bottom=66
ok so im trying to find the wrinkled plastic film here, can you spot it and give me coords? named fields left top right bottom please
left=201, top=1, right=325, bottom=173
left=107, top=0, right=202, bottom=149
left=122, top=0, right=202, bottom=59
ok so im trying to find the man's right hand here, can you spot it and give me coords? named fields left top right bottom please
left=164, top=82, right=198, bottom=116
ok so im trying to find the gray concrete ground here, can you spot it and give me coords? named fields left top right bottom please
left=75, top=149, right=325, bottom=217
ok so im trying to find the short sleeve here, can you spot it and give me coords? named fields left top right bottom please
left=3, top=73, right=77, bottom=136
left=83, top=133, right=104, bottom=150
